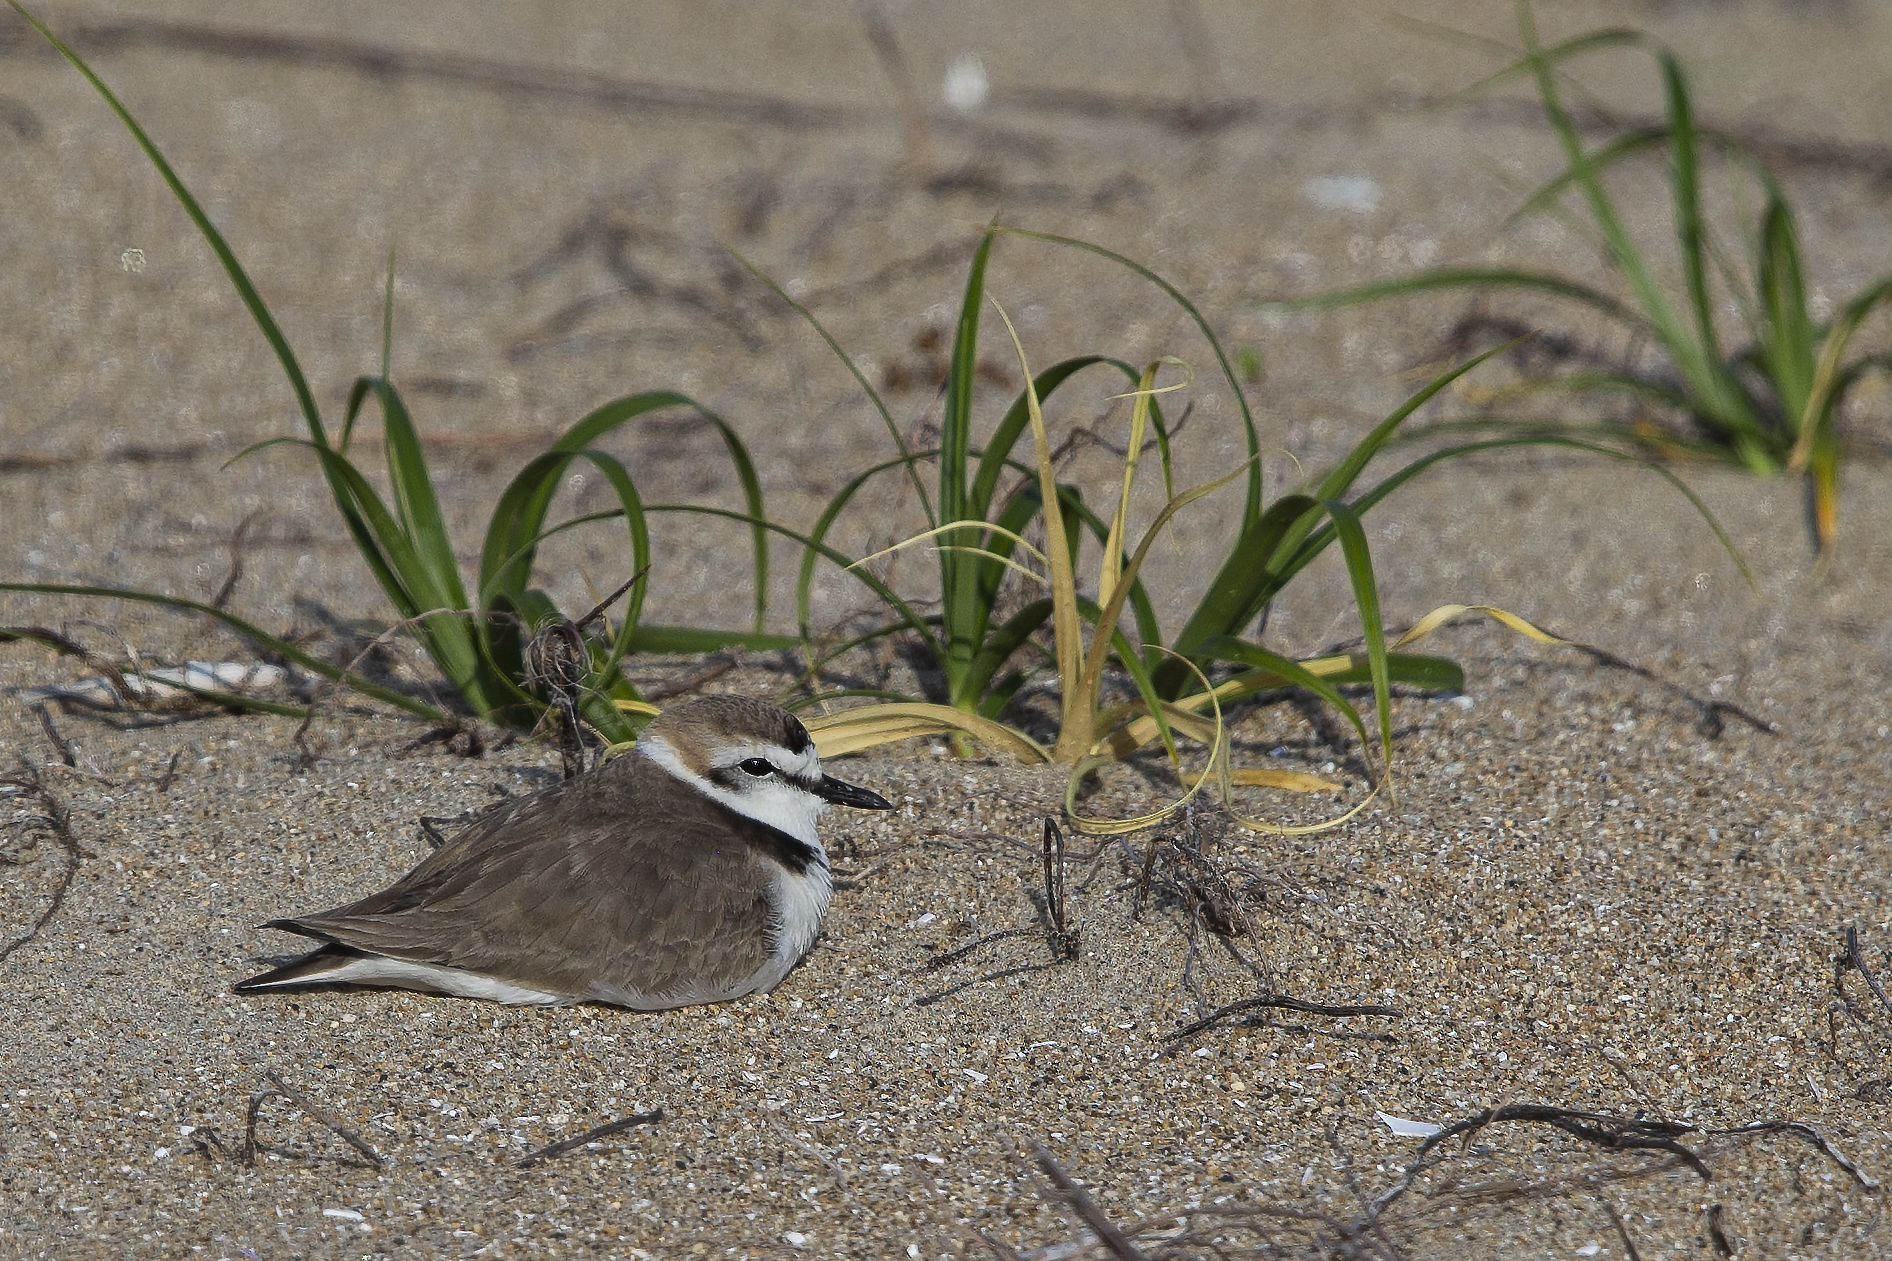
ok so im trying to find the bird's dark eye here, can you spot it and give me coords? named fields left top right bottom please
left=738, top=758, right=775, bottom=778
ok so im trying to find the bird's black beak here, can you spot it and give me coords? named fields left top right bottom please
left=816, top=774, right=894, bottom=811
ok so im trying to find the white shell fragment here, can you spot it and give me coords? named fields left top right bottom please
left=19, top=660, right=287, bottom=709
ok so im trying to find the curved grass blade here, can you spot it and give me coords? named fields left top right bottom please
left=727, top=246, right=931, bottom=524
left=1660, top=48, right=1718, bottom=373
left=1264, top=267, right=1652, bottom=336
left=1146, top=339, right=1531, bottom=698
left=1151, top=492, right=1318, bottom=699
left=1390, top=603, right=1566, bottom=651
left=802, top=702, right=1050, bottom=763
left=1182, top=768, right=1341, bottom=793
left=480, top=391, right=762, bottom=631
left=1286, top=433, right=1756, bottom=593
left=987, top=300, right=1087, bottom=758
left=1062, top=651, right=1227, bottom=835
left=795, top=449, right=938, bottom=642
left=938, top=232, right=1000, bottom=699
left=968, top=356, right=1133, bottom=517
left=1503, top=128, right=1669, bottom=229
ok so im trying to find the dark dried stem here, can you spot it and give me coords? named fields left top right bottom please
left=512, top=1108, right=662, bottom=1169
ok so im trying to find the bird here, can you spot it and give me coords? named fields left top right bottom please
left=235, top=695, right=893, bottom=1010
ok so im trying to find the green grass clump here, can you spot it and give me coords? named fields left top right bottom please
left=758, top=229, right=1622, bottom=834
left=1280, top=0, right=1892, bottom=552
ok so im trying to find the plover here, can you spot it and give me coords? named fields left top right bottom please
left=236, top=696, right=892, bottom=1009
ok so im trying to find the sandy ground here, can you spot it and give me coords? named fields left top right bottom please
left=3, top=1, right=1892, bottom=1256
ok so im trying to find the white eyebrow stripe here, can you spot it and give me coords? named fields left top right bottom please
left=711, top=739, right=822, bottom=782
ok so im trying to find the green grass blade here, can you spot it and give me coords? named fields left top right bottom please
left=362, top=377, right=470, bottom=611
left=1190, top=636, right=1374, bottom=766
left=1267, top=268, right=1652, bottom=337
left=481, top=391, right=762, bottom=627
left=1317, top=497, right=1394, bottom=780
left=1514, top=4, right=1747, bottom=432
left=939, top=233, right=997, bottom=695
left=1201, top=643, right=1462, bottom=696
left=968, top=357, right=1127, bottom=519
left=942, top=233, right=994, bottom=528
left=1299, top=651, right=1464, bottom=693
left=1286, top=433, right=1756, bottom=592
left=955, top=598, right=1054, bottom=706
left=1757, top=194, right=1816, bottom=426
left=1502, top=129, right=1668, bottom=229
left=565, top=452, right=653, bottom=681
left=7, top=1, right=327, bottom=445
left=1313, top=339, right=1524, bottom=502
left=1152, top=493, right=1319, bottom=698
left=1660, top=49, right=1718, bottom=366
left=1436, top=24, right=1647, bottom=107
left=728, top=246, right=932, bottom=525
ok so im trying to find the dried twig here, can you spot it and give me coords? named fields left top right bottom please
left=524, top=569, right=648, bottom=781
left=527, top=620, right=591, bottom=780
left=643, top=652, right=739, bottom=702
left=30, top=702, right=79, bottom=768
left=1706, top=1203, right=1738, bottom=1258
left=1166, top=993, right=1404, bottom=1046
left=0, top=764, right=81, bottom=966
left=1713, top=1120, right=1880, bottom=1190
left=911, top=1163, right=1023, bottom=1261
left=855, top=1, right=935, bottom=177
left=915, top=818, right=1082, bottom=979
left=1597, top=1197, right=1645, bottom=1261
left=1041, top=818, right=1078, bottom=960
left=512, top=1108, right=663, bottom=1169
left=1027, top=1140, right=1149, bottom=1261
left=210, top=509, right=261, bottom=611
left=245, top=1071, right=384, bottom=1169
left=153, top=750, right=182, bottom=793
left=913, top=963, right=1059, bottom=1008
left=1843, top=925, right=1892, bottom=1019
left=771, top=1120, right=848, bottom=1193
left=917, top=928, right=1041, bottom=973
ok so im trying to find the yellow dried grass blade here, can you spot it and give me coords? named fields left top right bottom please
left=1100, top=360, right=1161, bottom=613
left=612, top=699, right=663, bottom=719
left=1389, top=603, right=1566, bottom=649
left=804, top=702, right=1050, bottom=763
left=989, top=298, right=1088, bottom=757
left=851, top=520, right=1048, bottom=570
left=1090, top=702, right=1220, bottom=760
left=1063, top=653, right=1228, bottom=835
left=1074, top=457, right=1258, bottom=742
left=1226, top=780, right=1386, bottom=836
left=1182, top=768, right=1344, bottom=792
